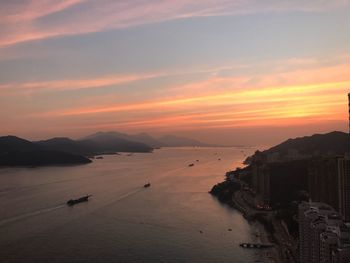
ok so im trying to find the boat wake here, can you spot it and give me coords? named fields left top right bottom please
left=0, top=204, right=65, bottom=227
left=111, top=187, right=145, bottom=203
left=107, top=216, right=178, bottom=231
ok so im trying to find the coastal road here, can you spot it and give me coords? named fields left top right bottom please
left=233, top=189, right=298, bottom=263
left=233, top=191, right=282, bottom=263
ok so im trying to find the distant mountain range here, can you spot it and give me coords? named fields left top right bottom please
left=34, top=131, right=211, bottom=157
left=82, top=131, right=212, bottom=148
left=157, top=134, right=212, bottom=147
left=3, top=131, right=348, bottom=167
left=0, top=131, right=211, bottom=167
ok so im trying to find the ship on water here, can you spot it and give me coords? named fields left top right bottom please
left=67, top=195, right=92, bottom=206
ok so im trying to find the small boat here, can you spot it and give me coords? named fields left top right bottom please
left=188, top=163, right=194, bottom=167
left=144, top=183, right=151, bottom=188
left=239, top=243, right=273, bottom=249
left=96, top=156, right=103, bottom=159
left=67, top=195, right=91, bottom=206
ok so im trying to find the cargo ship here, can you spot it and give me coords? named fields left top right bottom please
left=67, top=195, right=92, bottom=206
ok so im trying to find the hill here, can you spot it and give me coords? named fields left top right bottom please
left=129, top=133, right=165, bottom=148
left=81, top=132, right=153, bottom=153
left=0, top=136, right=91, bottom=166
left=35, top=137, right=96, bottom=156
left=83, top=131, right=211, bottom=148
left=83, top=131, right=163, bottom=148
left=0, top=150, right=92, bottom=166
left=0, top=135, right=40, bottom=153
left=157, top=134, right=211, bottom=147
left=264, top=131, right=350, bottom=157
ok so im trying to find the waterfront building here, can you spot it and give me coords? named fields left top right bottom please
left=320, top=224, right=350, bottom=263
left=298, top=202, right=335, bottom=263
left=332, top=243, right=350, bottom=263
left=251, top=150, right=266, bottom=196
left=287, top=149, right=300, bottom=161
left=338, top=155, right=350, bottom=222
left=348, top=93, right=350, bottom=134
left=266, top=152, right=280, bottom=163
left=320, top=229, right=339, bottom=263
left=299, top=202, right=350, bottom=263
left=252, top=159, right=308, bottom=207
left=311, top=216, right=328, bottom=263
left=308, top=155, right=350, bottom=222
left=308, top=157, right=340, bottom=211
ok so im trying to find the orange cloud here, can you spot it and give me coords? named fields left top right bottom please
left=33, top=80, right=349, bottom=133
left=41, top=102, right=345, bottom=135
left=58, top=81, right=348, bottom=115
left=2, top=56, right=349, bottom=137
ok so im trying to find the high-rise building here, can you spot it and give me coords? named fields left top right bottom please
left=299, top=202, right=350, bottom=263
left=299, top=202, right=335, bottom=263
left=332, top=243, right=350, bottom=263
left=308, top=155, right=350, bottom=222
left=309, top=157, right=340, bottom=211
left=254, top=159, right=308, bottom=206
left=348, top=93, right=350, bottom=134
left=311, top=216, right=328, bottom=263
left=320, top=224, right=350, bottom=263
left=320, top=228, right=339, bottom=263
left=338, top=156, right=350, bottom=222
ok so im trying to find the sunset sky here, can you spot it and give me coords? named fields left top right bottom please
left=0, top=0, right=349, bottom=145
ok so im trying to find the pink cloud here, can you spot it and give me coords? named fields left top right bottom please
left=1, top=0, right=84, bottom=23
left=1, top=0, right=349, bottom=47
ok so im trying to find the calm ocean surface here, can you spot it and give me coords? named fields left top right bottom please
left=0, top=147, right=259, bottom=263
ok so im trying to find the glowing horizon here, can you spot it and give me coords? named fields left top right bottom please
left=1, top=0, right=349, bottom=145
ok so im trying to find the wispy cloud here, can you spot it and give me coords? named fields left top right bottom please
left=1, top=0, right=84, bottom=23
left=26, top=83, right=346, bottom=138
left=1, top=54, right=349, bottom=137
left=35, top=80, right=349, bottom=132
left=0, top=72, right=160, bottom=94
left=1, top=0, right=349, bottom=47
left=0, top=0, right=84, bottom=46
left=3, top=55, right=350, bottom=95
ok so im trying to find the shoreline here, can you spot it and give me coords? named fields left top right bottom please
left=210, top=182, right=291, bottom=263
left=232, top=190, right=283, bottom=263
left=250, top=221, right=281, bottom=263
